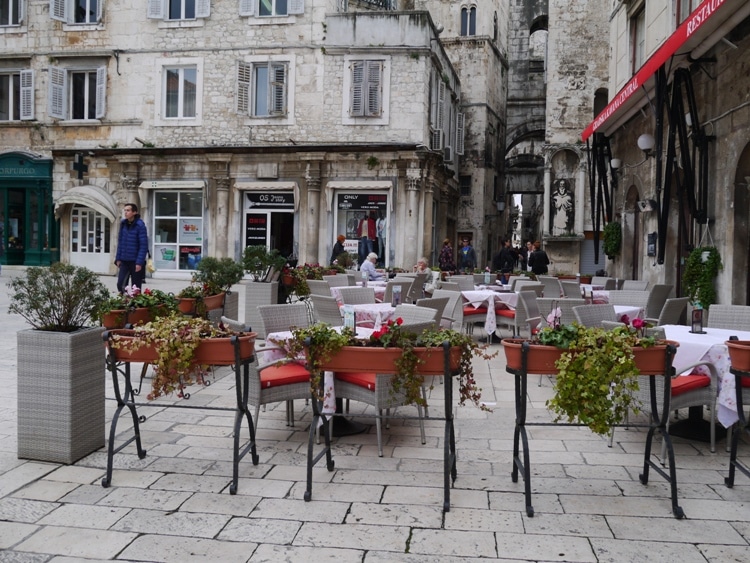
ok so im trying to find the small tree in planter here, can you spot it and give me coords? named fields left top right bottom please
left=193, top=256, right=245, bottom=319
left=8, top=263, right=110, bottom=463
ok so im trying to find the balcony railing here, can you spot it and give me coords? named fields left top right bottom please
left=339, top=0, right=398, bottom=12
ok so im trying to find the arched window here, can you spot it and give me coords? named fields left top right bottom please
left=460, top=6, right=476, bottom=37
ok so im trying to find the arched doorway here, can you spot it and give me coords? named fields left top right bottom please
left=733, top=143, right=750, bottom=304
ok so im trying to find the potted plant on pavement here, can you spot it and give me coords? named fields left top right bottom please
left=8, top=263, right=111, bottom=463
left=98, top=286, right=178, bottom=329
left=192, top=256, right=245, bottom=319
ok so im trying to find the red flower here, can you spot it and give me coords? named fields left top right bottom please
left=632, top=318, right=644, bottom=330
left=620, top=315, right=630, bottom=326
left=395, top=317, right=403, bottom=325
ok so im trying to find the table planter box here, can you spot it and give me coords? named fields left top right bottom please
left=17, top=326, right=105, bottom=464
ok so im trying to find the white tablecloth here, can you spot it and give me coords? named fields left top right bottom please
left=613, top=305, right=644, bottom=321
left=662, top=324, right=749, bottom=428
left=461, top=290, right=519, bottom=335
left=339, top=302, right=396, bottom=329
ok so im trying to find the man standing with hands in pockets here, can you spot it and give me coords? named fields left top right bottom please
left=115, top=203, right=148, bottom=294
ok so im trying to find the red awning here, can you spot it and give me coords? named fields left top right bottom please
left=582, top=0, right=749, bottom=141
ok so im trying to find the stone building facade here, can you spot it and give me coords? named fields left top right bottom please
left=583, top=0, right=750, bottom=305
left=1, top=1, right=507, bottom=275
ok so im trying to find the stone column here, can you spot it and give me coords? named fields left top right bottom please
left=305, top=164, right=322, bottom=265
left=423, top=176, right=434, bottom=262
left=404, top=169, right=421, bottom=269
left=543, top=166, right=551, bottom=238
left=212, top=176, right=230, bottom=257
left=575, top=166, right=585, bottom=235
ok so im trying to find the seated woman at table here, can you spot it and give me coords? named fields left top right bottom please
left=361, top=252, right=386, bottom=281
left=413, top=257, right=430, bottom=274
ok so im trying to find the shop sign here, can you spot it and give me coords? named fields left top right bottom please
left=245, top=213, right=268, bottom=246
left=337, top=193, right=387, bottom=211
left=245, top=192, right=294, bottom=210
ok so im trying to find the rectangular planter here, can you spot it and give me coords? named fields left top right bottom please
left=17, top=326, right=105, bottom=464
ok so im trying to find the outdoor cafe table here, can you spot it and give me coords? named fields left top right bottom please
left=661, top=324, right=748, bottom=428
left=462, top=289, right=518, bottom=335
left=338, top=302, right=396, bottom=328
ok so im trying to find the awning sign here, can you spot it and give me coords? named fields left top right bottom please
left=337, top=193, right=387, bottom=211
left=245, top=192, right=294, bottom=210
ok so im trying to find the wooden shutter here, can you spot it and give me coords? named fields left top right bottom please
left=269, top=63, right=286, bottom=116
left=19, top=0, right=27, bottom=24
left=48, top=65, right=66, bottom=119
left=436, top=81, right=445, bottom=131
left=95, top=66, right=106, bottom=119
left=365, top=60, right=382, bottom=117
left=239, top=0, right=255, bottom=16
left=50, top=0, right=66, bottom=22
left=196, top=0, right=211, bottom=18
left=456, top=112, right=465, bottom=155
left=350, top=61, right=364, bottom=117
left=236, top=61, right=251, bottom=114
left=288, top=0, right=304, bottom=14
left=147, top=0, right=164, bottom=19
left=20, top=70, right=34, bottom=121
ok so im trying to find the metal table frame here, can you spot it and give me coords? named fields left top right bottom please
left=102, top=332, right=259, bottom=495
left=507, top=341, right=686, bottom=518
left=725, top=367, right=749, bottom=487
left=303, top=341, right=459, bottom=512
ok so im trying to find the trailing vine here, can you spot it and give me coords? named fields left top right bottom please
left=602, top=221, right=622, bottom=259
left=682, top=246, right=722, bottom=307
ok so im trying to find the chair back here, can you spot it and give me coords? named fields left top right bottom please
left=473, top=273, right=498, bottom=285
left=437, top=281, right=461, bottom=292
left=306, top=279, right=332, bottom=296
left=603, top=278, right=618, bottom=290
left=607, top=290, right=650, bottom=308
left=591, top=276, right=611, bottom=287
left=536, top=275, right=563, bottom=298
left=572, top=304, right=618, bottom=327
left=407, top=272, right=430, bottom=301
left=384, top=280, right=414, bottom=304
left=622, top=280, right=650, bottom=291
left=431, top=289, right=463, bottom=330
left=399, top=319, right=437, bottom=335
left=645, top=284, right=674, bottom=319
left=515, top=281, right=544, bottom=296
left=560, top=280, right=582, bottom=298
left=257, top=303, right=310, bottom=337
left=654, top=297, right=689, bottom=325
left=707, top=304, right=750, bottom=330
left=323, top=274, right=349, bottom=288
left=393, top=304, right=440, bottom=325
left=516, top=291, right=540, bottom=337
left=338, top=286, right=376, bottom=305
left=537, top=298, right=586, bottom=326
left=310, top=294, right=344, bottom=326
left=449, top=275, right=475, bottom=291
left=220, top=316, right=249, bottom=333
left=416, top=297, right=450, bottom=323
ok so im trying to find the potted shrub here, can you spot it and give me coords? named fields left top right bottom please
left=192, top=256, right=245, bottom=319
left=682, top=246, right=722, bottom=309
left=8, top=263, right=110, bottom=463
left=242, top=246, right=288, bottom=337
left=97, top=286, right=178, bottom=329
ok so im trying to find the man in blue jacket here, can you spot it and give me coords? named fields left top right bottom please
left=115, top=203, right=148, bottom=293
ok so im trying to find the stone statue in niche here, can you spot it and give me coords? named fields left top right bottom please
left=551, top=179, right=574, bottom=235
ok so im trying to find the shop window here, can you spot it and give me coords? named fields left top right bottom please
left=236, top=61, right=287, bottom=117
left=239, top=0, right=304, bottom=17
left=51, top=0, right=102, bottom=24
left=1, top=0, right=24, bottom=26
left=70, top=205, right=110, bottom=253
left=460, top=6, right=476, bottom=37
left=0, top=69, right=34, bottom=121
left=48, top=66, right=106, bottom=120
left=147, top=0, right=210, bottom=20
left=152, top=191, right=204, bottom=271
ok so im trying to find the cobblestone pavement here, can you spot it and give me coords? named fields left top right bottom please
left=0, top=266, right=748, bottom=562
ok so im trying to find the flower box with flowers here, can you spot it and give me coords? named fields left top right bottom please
left=98, top=285, right=178, bottom=329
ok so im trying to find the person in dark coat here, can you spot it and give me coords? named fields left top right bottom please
left=330, top=234, right=346, bottom=265
left=115, top=202, right=148, bottom=293
left=528, top=241, right=550, bottom=275
left=492, top=239, right=515, bottom=283
left=457, top=237, right=477, bottom=273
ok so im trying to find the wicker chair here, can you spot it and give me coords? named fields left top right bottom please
left=393, top=304, right=439, bottom=326
left=645, top=284, right=675, bottom=320
left=607, top=290, right=650, bottom=309
left=449, top=275, right=475, bottom=291
left=310, top=294, right=344, bottom=326
left=707, top=304, right=750, bottom=331
left=437, top=281, right=461, bottom=292
left=537, top=275, right=563, bottom=298
left=603, top=278, right=618, bottom=290
left=416, top=297, right=450, bottom=327
left=306, top=279, right=332, bottom=296
left=338, top=286, right=376, bottom=305
left=323, top=274, right=349, bottom=288
left=473, top=273, right=498, bottom=285
left=537, top=298, right=586, bottom=327
left=572, top=304, right=618, bottom=327
left=513, top=279, right=545, bottom=295
left=407, top=272, right=431, bottom=302
left=622, top=280, right=650, bottom=290
left=384, top=280, right=414, bottom=305
left=560, top=280, right=582, bottom=298
left=430, top=289, right=463, bottom=330
left=591, top=276, right=612, bottom=287
left=645, top=297, right=690, bottom=326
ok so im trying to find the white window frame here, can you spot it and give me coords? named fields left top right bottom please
left=236, top=55, right=295, bottom=125
left=239, top=0, right=304, bottom=17
left=342, top=55, right=390, bottom=126
left=631, top=6, right=646, bottom=74
left=154, top=57, right=203, bottom=126
left=48, top=64, right=105, bottom=121
left=50, top=0, right=102, bottom=24
left=0, top=68, right=34, bottom=121
left=147, top=0, right=210, bottom=21
left=1, top=0, right=25, bottom=27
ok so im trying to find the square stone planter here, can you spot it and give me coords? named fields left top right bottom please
left=17, top=326, right=105, bottom=464
left=243, top=281, right=278, bottom=338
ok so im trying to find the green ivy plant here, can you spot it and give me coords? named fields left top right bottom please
left=682, top=246, right=722, bottom=308
left=602, top=221, right=622, bottom=259
left=545, top=325, right=656, bottom=436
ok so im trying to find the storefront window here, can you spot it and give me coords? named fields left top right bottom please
left=153, top=190, right=203, bottom=270
left=335, top=192, right=388, bottom=265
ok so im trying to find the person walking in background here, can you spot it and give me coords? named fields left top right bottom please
left=330, top=234, right=346, bottom=265
left=492, top=239, right=515, bottom=283
left=457, top=237, right=477, bottom=273
left=438, top=238, right=456, bottom=273
left=528, top=241, right=550, bottom=275
left=115, top=203, right=148, bottom=293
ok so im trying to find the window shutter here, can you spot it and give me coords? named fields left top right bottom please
left=350, top=61, right=364, bottom=117
left=436, top=81, right=445, bottom=130
left=19, top=0, right=27, bottom=24
left=269, top=63, right=287, bottom=115
left=365, top=60, right=382, bottom=117
left=288, top=0, right=304, bottom=14
left=239, top=0, right=255, bottom=16
left=195, top=0, right=211, bottom=18
left=20, top=70, right=34, bottom=121
left=456, top=112, right=465, bottom=155
left=236, top=61, right=251, bottom=114
left=95, top=66, right=106, bottom=119
left=96, top=0, right=103, bottom=22
left=48, top=66, right=66, bottom=119
left=50, top=0, right=66, bottom=22
left=147, top=0, right=164, bottom=19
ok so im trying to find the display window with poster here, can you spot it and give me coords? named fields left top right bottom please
left=335, top=192, right=388, bottom=266
left=243, top=191, right=295, bottom=260
left=152, top=190, right=203, bottom=271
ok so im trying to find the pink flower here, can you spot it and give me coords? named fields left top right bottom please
left=546, top=308, right=561, bottom=327
left=620, top=315, right=630, bottom=326
left=632, top=318, right=644, bottom=330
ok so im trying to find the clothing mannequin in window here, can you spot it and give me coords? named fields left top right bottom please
left=376, top=213, right=387, bottom=265
left=357, top=211, right=376, bottom=268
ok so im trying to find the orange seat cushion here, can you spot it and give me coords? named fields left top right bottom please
left=496, top=309, right=516, bottom=319
left=742, top=376, right=750, bottom=388
left=260, top=362, right=310, bottom=388
left=335, top=372, right=376, bottom=390
left=671, top=374, right=710, bottom=396
left=463, top=306, right=488, bottom=316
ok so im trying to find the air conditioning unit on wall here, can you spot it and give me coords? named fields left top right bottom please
left=444, top=145, right=453, bottom=162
